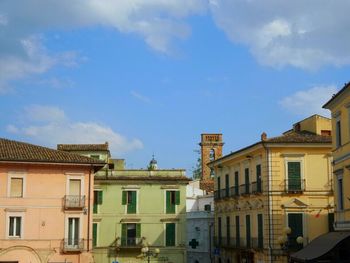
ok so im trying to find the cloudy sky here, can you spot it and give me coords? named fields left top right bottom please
left=0, top=0, right=349, bottom=173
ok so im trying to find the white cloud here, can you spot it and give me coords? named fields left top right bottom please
left=209, top=0, right=350, bottom=69
left=279, top=85, right=338, bottom=116
left=0, top=0, right=206, bottom=91
left=7, top=105, right=143, bottom=154
left=130, top=90, right=151, bottom=103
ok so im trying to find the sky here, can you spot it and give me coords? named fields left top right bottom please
left=1, top=0, right=350, bottom=175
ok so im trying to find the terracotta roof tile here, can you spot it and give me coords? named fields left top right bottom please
left=0, top=138, right=105, bottom=165
left=57, top=143, right=109, bottom=151
left=266, top=131, right=332, bottom=144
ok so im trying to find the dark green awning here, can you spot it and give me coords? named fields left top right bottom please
left=290, top=231, right=350, bottom=262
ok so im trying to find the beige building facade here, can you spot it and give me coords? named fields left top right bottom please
left=210, top=115, right=334, bottom=263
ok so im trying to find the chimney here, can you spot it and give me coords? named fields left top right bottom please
left=261, top=132, right=267, bottom=141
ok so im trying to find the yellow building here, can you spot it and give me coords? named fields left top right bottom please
left=291, top=83, right=350, bottom=262
left=209, top=115, right=334, bottom=263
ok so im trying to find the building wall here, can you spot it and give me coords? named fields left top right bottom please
left=213, top=143, right=333, bottom=263
left=93, top=175, right=188, bottom=263
left=325, top=89, right=350, bottom=230
left=0, top=163, right=94, bottom=263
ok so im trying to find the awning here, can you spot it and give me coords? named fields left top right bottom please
left=290, top=231, right=350, bottom=262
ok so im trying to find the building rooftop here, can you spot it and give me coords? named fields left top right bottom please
left=57, top=142, right=109, bottom=152
left=0, top=138, right=105, bottom=165
left=323, top=82, right=350, bottom=108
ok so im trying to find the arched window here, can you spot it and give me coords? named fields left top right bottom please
left=209, top=149, right=215, bottom=161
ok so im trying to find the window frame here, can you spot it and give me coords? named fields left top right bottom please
left=7, top=172, right=26, bottom=198
left=164, top=190, right=180, bottom=214
left=122, top=190, right=139, bottom=214
left=165, top=222, right=176, bottom=247
left=65, top=214, right=83, bottom=246
left=6, top=212, right=24, bottom=239
left=284, top=157, right=305, bottom=191
left=66, top=173, right=85, bottom=196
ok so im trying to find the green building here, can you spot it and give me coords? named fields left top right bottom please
left=57, top=144, right=189, bottom=263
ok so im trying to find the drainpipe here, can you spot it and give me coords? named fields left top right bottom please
left=262, top=142, right=273, bottom=263
left=87, top=166, right=92, bottom=252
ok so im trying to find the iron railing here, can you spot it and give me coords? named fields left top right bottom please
left=252, top=237, right=263, bottom=249
left=64, top=195, right=85, bottom=209
left=251, top=181, right=262, bottom=194
left=120, top=237, right=143, bottom=247
left=230, top=186, right=239, bottom=197
left=239, top=184, right=250, bottom=195
left=284, top=179, right=305, bottom=193
left=62, top=238, right=84, bottom=252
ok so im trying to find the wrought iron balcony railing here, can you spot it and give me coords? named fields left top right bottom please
left=251, top=181, right=262, bottom=194
left=284, top=179, right=305, bottom=193
left=62, top=238, right=84, bottom=252
left=252, top=237, right=264, bottom=249
left=230, top=186, right=239, bottom=197
left=120, top=237, right=143, bottom=247
left=64, top=195, right=85, bottom=209
left=239, top=184, right=250, bottom=195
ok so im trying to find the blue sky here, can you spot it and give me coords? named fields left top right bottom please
left=1, top=1, right=349, bottom=174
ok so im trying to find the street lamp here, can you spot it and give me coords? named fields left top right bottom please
left=141, top=246, right=160, bottom=263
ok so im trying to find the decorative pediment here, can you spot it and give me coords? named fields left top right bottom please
left=252, top=199, right=264, bottom=209
left=281, top=198, right=308, bottom=209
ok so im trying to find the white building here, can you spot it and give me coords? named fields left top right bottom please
left=186, top=180, right=215, bottom=263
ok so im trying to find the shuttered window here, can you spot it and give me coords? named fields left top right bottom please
left=234, top=172, right=239, bottom=195
left=93, top=190, right=103, bottom=214
left=166, top=223, right=176, bottom=246
left=288, top=213, right=303, bottom=249
left=69, top=179, right=81, bottom=196
left=246, top=215, right=251, bottom=248
left=287, top=162, right=301, bottom=191
left=245, top=168, right=250, bottom=194
left=235, top=216, right=240, bottom=246
left=256, top=164, right=262, bottom=193
left=225, top=174, right=230, bottom=197
left=257, top=214, right=263, bottom=248
left=122, top=191, right=137, bottom=214
left=10, top=178, right=23, bottom=197
left=92, top=223, right=98, bottom=247
left=166, top=191, right=179, bottom=214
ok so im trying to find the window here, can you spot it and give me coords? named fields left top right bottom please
left=204, top=204, right=211, bottom=211
left=166, top=190, right=180, bottom=214
left=209, top=149, right=215, bottom=161
left=226, top=216, right=230, bottom=245
left=235, top=216, right=240, bottom=246
left=217, top=177, right=221, bottom=199
left=121, top=223, right=141, bottom=246
left=256, top=164, right=262, bottom=193
left=246, top=215, right=251, bottom=248
left=288, top=213, right=303, bottom=249
left=93, top=190, right=103, bottom=214
left=287, top=162, right=302, bottom=191
left=10, top=178, right=23, bottom=198
left=93, top=223, right=98, bottom=247
left=225, top=174, right=230, bottom=197
left=165, top=223, right=176, bottom=246
left=122, top=191, right=137, bottom=214
left=257, top=214, right=263, bottom=248
left=244, top=168, right=250, bottom=194
left=336, top=118, right=342, bottom=147
left=218, top=217, right=222, bottom=245
left=321, top=130, right=331, bottom=136
left=8, top=216, right=21, bottom=238
left=67, top=217, right=80, bottom=247
left=234, top=171, right=239, bottom=195
left=69, top=179, right=81, bottom=196
left=337, top=175, right=344, bottom=210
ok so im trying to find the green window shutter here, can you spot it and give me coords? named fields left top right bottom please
left=288, top=213, right=303, bottom=249
left=166, top=191, right=175, bottom=214
left=235, top=216, right=240, bottom=246
left=257, top=214, right=263, bottom=248
left=127, top=191, right=137, bottom=214
left=93, top=223, right=98, bottom=247
left=136, top=224, right=141, bottom=238
left=175, top=191, right=180, bottom=205
left=246, top=215, right=251, bottom=247
left=288, top=162, right=301, bottom=190
left=121, top=224, right=127, bottom=246
left=98, top=191, right=103, bottom=205
left=166, top=223, right=175, bottom=246
left=122, top=191, right=127, bottom=205
left=93, top=191, right=98, bottom=214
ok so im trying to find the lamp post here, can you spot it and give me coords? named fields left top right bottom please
left=141, top=246, right=160, bottom=263
left=278, top=227, right=304, bottom=260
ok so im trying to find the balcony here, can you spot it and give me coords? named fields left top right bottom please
left=239, top=184, right=250, bottom=195
left=221, top=189, right=229, bottom=199
left=251, top=181, right=262, bottom=194
left=230, top=186, right=239, bottom=197
left=284, top=179, right=305, bottom=193
left=64, top=195, right=85, bottom=210
left=252, top=237, right=264, bottom=250
left=214, top=190, right=220, bottom=200
left=120, top=237, right=143, bottom=247
left=62, top=238, right=84, bottom=253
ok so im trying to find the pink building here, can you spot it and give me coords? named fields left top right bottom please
left=0, top=138, right=104, bottom=263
